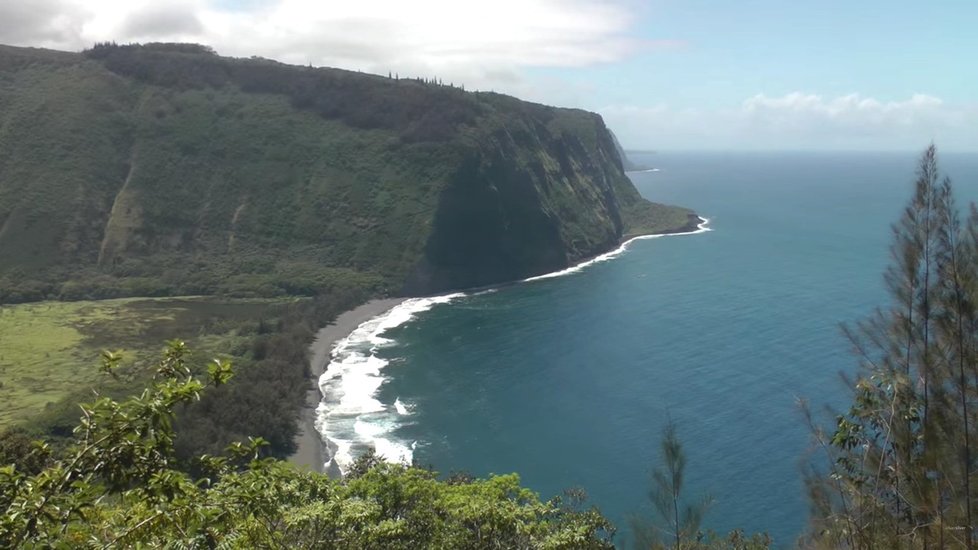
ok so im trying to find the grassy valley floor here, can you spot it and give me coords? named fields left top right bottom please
left=0, top=296, right=300, bottom=429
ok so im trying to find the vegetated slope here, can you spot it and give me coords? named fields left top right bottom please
left=0, top=43, right=692, bottom=303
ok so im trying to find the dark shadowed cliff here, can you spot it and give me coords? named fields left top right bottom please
left=0, top=43, right=693, bottom=302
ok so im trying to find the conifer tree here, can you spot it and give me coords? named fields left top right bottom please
left=808, top=145, right=978, bottom=548
left=630, top=422, right=713, bottom=549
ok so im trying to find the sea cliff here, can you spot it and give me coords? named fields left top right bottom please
left=0, top=42, right=692, bottom=302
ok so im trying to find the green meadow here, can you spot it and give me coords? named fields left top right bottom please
left=0, top=297, right=296, bottom=428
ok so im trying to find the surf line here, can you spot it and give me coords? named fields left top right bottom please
left=315, top=216, right=711, bottom=473
left=314, top=293, right=464, bottom=475
left=523, top=216, right=712, bottom=283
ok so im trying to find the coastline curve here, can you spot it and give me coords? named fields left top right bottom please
left=299, top=216, right=712, bottom=473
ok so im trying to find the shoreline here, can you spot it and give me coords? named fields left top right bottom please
left=621, top=213, right=706, bottom=241
left=288, top=298, right=406, bottom=473
left=524, top=214, right=710, bottom=283
left=287, top=214, right=709, bottom=473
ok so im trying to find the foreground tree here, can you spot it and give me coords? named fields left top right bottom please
left=630, top=422, right=712, bottom=549
left=807, top=145, right=978, bottom=548
left=630, top=423, right=770, bottom=550
left=0, top=342, right=614, bottom=548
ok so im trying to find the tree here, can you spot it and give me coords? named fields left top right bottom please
left=0, top=428, right=49, bottom=476
left=807, top=145, right=978, bottom=548
left=629, top=423, right=770, bottom=549
left=630, top=422, right=714, bottom=549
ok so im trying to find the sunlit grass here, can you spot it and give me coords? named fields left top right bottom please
left=0, top=296, right=297, bottom=428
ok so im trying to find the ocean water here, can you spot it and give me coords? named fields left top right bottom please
left=316, top=151, right=978, bottom=546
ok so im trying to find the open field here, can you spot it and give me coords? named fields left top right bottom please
left=0, top=296, right=298, bottom=428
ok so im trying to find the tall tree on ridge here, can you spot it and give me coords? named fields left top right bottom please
left=808, top=145, right=978, bottom=548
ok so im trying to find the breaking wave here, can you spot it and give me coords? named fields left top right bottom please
left=524, top=217, right=711, bottom=282
left=314, top=294, right=463, bottom=474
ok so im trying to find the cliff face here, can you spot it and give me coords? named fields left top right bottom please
left=0, top=43, right=690, bottom=301
left=404, top=99, right=638, bottom=291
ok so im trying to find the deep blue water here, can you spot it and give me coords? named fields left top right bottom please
left=359, top=152, right=978, bottom=546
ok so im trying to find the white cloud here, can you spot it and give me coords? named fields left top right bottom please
left=5, top=2, right=967, bottom=150
left=741, top=93, right=949, bottom=136
left=0, top=0, right=87, bottom=45
left=0, top=0, right=640, bottom=90
left=603, top=93, right=978, bottom=151
left=120, top=3, right=204, bottom=39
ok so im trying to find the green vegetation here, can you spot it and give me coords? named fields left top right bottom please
left=622, top=204, right=698, bottom=239
left=0, top=344, right=615, bottom=548
left=630, top=423, right=713, bottom=549
left=0, top=297, right=292, bottom=427
left=628, top=423, right=770, bottom=550
left=0, top=42, right=690, bottom=302
left=0, top=280, right=371, bottom=464
left=805, top=146, right=978, bottom=548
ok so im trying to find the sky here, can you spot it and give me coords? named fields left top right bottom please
left=1, top=0, right=975, bottom=151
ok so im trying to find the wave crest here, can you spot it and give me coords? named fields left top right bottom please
left=314, top=294, right=463, bottom=474
left=524, top=217, right=711, bottom=282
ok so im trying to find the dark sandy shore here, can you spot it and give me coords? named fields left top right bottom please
left=287, top=298, right=406, bottom=473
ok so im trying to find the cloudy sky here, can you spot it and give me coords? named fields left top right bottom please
left=2, top=0, right=975, bottom=150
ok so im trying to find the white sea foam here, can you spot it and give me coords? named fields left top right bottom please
left=523, top=217, right=712, bottom=283
left=315, top=293, right=464, bottom=474
left=394, top=398, right=412, bottom=415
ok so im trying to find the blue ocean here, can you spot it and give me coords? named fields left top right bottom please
left=317, top=151, right=978, bottom=546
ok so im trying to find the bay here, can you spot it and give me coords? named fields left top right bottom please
left=359, top=151, right=978, bottom=545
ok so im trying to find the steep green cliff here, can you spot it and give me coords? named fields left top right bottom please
left=0, top=43, right=692, bottom=302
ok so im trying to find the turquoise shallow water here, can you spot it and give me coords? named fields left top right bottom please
left=334, top=152, right=978, bottom=546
